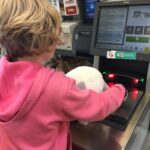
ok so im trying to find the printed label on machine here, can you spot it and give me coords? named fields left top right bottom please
left=107, top=51, right=137, bottom=60
left=63, top=0, right=78, bottom=15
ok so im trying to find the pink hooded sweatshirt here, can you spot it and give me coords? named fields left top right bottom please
left=0, top=56, right=125, bottom=150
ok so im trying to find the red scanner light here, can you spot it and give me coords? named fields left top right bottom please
left=108, top=82, right=115, bottom=87
left=108, top=74, right=115, bottom=79
left=133, top=90, right=138, bottom=94
left=131, top=89, right=139, bottom=101
left=134, top=79, right=139, bottom=84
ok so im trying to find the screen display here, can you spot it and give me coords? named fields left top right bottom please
left=84, top=0, right=97, bottom=20
left=96, top=5, right=150, bottom=53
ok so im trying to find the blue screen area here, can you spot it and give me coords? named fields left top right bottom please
left=85, top=0, right=97, bottom=19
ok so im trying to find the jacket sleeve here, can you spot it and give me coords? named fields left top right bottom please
left=61, top=77, right=125, bottom=122
left=45, top=71, right=125, bottom=122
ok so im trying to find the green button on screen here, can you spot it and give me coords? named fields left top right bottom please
left=126, top=36, right=149, bottom=43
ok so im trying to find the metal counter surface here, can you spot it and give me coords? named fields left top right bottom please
left=70, top=94, right=150, bottom=150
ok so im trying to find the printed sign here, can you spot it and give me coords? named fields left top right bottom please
left=107, top=51, right=137, bottom=60
left=63, top=0, right=78, bottom=16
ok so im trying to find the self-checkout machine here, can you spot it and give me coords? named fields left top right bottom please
left=47, top=0, right=82, bottom=70
left=72, top=0, right=98, bottom=56
left=71, top=0, right=150, bottom=150
left=53, top=0, right=98, bottom=56
left=50, top=0, right=79, bottom=55
left=47, top=0, right=97, bottom=72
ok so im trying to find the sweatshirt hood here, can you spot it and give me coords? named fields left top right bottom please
left=0, top=56, right=43, bottom=123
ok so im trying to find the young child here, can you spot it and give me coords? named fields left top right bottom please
left=0, top=0, right=126, bottom=150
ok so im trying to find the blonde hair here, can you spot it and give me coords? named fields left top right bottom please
left=0, top=0, right=61, bottom=59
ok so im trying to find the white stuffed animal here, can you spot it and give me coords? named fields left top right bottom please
left=66, top=66, right=109, bottom=125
